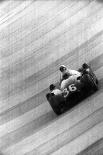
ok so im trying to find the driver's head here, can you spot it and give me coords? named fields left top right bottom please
left=59, top=65, right=67, bottom=72
left=49, top=84, right=56, bottom=91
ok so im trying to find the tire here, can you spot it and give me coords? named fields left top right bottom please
left=81, top=74, right=98, bottom=92
left=91, top=77, right=98, bottom=91
left=91, top=73, right=98, bottom=85
left=96, top=78, right=99, bottom=84
left=48, top=94, right=65, bottom=115
left=88, top=70, right=98, bottom=90
left=87, top=74, right=98, bottom=91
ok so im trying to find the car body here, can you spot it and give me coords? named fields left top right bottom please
left=46, top=63, right=98, bottom=115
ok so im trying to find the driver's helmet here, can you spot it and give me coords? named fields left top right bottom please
left=59, top=65, right=67, bottom=72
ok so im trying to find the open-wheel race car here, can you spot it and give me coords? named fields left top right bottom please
left=46, top=63, right=98, bottom=115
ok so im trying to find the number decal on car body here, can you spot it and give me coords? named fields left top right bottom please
left=68, top=84, right=77, bottom=92
left=63, top=88, right=69, bottom=98
left=63, top=84, right=77, bottom=98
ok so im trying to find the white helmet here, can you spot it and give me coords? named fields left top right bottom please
left=59, top=65, right=67, bottom=72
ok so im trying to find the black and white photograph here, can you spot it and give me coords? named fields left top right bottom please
left=0, top=0, right=103, bottom=154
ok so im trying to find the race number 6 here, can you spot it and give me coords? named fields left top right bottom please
left=68, top=84, right=77, bottom=92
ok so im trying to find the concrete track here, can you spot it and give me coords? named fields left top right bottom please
left=0, top=0, right=103, bottom=154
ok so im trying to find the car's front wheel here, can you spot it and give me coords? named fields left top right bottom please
left=47, top=93, right=65, bottom=115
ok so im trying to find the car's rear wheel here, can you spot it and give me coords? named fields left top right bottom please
left=96, top=78, right=99, bottom=84
left=90, top=77, right=98, bottom=91
left=86, top=74, right=98, bottom=91
left=81, top=74, right=98, bottom=92
left=91, top=73, right=98, bottom=85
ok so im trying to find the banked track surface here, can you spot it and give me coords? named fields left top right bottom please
left=0, top=0, right=103, bottom=154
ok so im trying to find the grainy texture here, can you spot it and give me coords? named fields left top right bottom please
left=0, top=0, right=103, bottom=154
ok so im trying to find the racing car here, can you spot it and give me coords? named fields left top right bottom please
left=46, top=63, right=98, bottom=115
